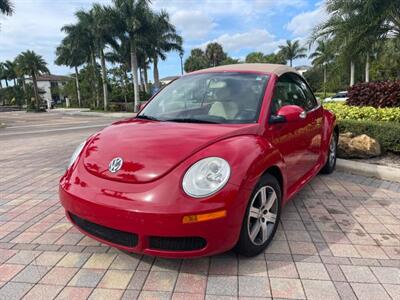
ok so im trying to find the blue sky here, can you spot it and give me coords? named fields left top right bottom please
left=0, top=0, right=327, bottom=81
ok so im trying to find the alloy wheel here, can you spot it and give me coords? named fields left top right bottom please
left=247, top=186, right=278, bottom=245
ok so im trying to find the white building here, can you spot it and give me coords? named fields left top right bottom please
left=26, top=74, right=70, bottom=104
left=295, top=65, right=312, bottom=76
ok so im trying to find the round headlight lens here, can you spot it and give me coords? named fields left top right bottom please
left=182, top=157, right=231, bottom=198
left=67, top=141, right=85, bottom=169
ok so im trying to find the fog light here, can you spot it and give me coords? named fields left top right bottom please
left=182, top=210, right=227, bottom=224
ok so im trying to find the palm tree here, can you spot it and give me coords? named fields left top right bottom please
left=0, top=62, right=8, bottom=88
left=309, top=40, right=335, bottom=97
left=91, top=4, right=119, bottom=111
left=205, top=42, right=226, bottom=67
left=112, top=0, right=152, bottom=111
left=62, top=10, right=100, bottom=108
left=311, top=0, right=399, bottom=86
left=278, top=40, right=307, bottom=67
left=0, top=0, right=13, bottom=30
left=3, top=60, right=17, bottom=86
left=0, top=0, right=13, bottom=15
left=16, top=50, right=49, bottom=111
left=147, top=10, right=182, bottom=89
left=55, top=40, right=86, bottom=107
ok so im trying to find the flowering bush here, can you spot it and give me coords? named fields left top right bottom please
left=323, top=102, right=400, bottom=123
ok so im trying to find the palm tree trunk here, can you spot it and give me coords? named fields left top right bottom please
left=290, top=59, right=293, bottom=67
left=100, top=49, right=108, bottom=111
left=0, top=80, right=2, bottom=89
left=130, top=40, right=140, bottom=112
left=91, top=52, right=100, bottom=108
left=323, top=64, right=327, bottom=98
left=153, top=56, right=160, bottom=89
left=32, top=72, right=40, bottom=112
left=365, top=54, right=370, bottom=83
left=350, top=61, right=355, bottom=86
left=13, top=78, right=16, bottom=86
left=5, top=80, right=8, bottom=88
left=22, top=77, right=27, bottom=107
left=74, top=66, right=81, bottom=108
left=139, top=68, right=145, bottom=92
left=143, top=67, right=148, bottom=93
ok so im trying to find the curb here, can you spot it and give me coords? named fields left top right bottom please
left=337, top=158, right=400, bottom=183
left=51, top=109, right=135, bottom=118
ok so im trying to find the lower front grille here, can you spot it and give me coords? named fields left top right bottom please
left=69, top=213, right=138, bottom=247
left=149, top=236, right=206, bottom=251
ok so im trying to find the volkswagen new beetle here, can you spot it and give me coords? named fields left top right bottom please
left=60, top=64, right=338, bottom=257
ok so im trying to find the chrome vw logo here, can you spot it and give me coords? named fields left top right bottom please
left=108, top=157, right=123, bottom=173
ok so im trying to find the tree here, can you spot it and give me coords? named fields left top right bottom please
left=147, top=10, right=182, bottom=89
left=278, top=40, right=307, bottom=67
left=16, top=50, right=49, bottom=111
left=55, top=41, right=86, bottom=107
left=184, top=48, right=208, bottom=72
left=91, top=4, right=118, bottom=111
left=62, top=11, right=100, bottom=108
left=205, top=43, right=226, bottom=67
left=112, top=0, right=152, bottom=112
left=309, top=39, right=335, bottom=97
left=245, top=52, right=265, bottom=63
left=311, top=0, right=399, bottom=86
left=245, top=52, right=286, bottom=64
left=0, top=0, right=13, bottom=16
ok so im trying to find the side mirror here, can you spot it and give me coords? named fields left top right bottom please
left=271, top=105, right=306, bottom=124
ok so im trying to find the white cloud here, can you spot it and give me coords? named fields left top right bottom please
left=286, top=2, right=328, bottom=37
left=171, top=10, right=216, bottom=40
left=199, top=29, right=285, bottom=54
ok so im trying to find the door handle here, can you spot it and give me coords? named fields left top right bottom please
left=299, top=111, right=307, bottom=119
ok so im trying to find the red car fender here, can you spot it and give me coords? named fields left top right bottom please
left=183, top=134, right=286, bottom=218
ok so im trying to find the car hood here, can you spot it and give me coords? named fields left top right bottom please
left=82, top=118, right=259, bottom=184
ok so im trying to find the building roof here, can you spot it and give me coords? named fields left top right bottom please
left=295, top=65, right=312, bottom=70
left=191, top=63, right=299, bottom=76
left=27, top=74, right=70, bottom=82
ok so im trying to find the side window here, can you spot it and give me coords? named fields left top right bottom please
left=295, top=76, right=318, bottom=110
left=271, top=74, right=317, bottom=115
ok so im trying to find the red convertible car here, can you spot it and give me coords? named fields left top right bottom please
left=60, top=64, right=338, bottom=257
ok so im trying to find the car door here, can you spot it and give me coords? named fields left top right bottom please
left=266, top=73, right=320, bottom=190
left=293, top=75, right=323, bottom=170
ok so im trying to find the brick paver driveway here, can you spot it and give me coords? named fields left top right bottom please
left=0, top=111, right=399, bottom=300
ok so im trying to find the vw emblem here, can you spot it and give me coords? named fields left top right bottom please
left=108, top=157, right=123, bottom=173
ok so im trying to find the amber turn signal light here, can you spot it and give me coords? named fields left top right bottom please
left=182, top=210, right=227, bottom=224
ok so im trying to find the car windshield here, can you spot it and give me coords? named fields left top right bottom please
left=138, top=72, right=269, bottom=124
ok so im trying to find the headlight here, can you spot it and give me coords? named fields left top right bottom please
left=182, top=157, right=231, bottom=198
left=67, top=141, right=85, bottom=169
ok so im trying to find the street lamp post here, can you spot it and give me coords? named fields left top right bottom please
left=179, top=52, right=184, bottom=75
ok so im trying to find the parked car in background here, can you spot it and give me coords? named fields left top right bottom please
left=60, top=64, right=338, bottom=258
left=324, top=91, right=348, bottom=102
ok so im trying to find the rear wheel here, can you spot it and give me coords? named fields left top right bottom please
left=235, top=174, right=281, bottom=257
left=320, top=131, right=337, bottom=174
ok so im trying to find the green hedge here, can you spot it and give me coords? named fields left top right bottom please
left=324, top=102, right=400, bottom=122
left=337, top=119, right=400, bottom=153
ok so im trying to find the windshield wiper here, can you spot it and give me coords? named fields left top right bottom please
left=164, top=118, right=220, bottom=124
left=136, top=114, right=160, bottom=121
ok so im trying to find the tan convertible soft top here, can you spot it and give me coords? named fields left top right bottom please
left=192, top=63, right=299, bottom=77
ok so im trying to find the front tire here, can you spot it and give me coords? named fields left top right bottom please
left=320, top=131, right=337, bottom=174
left=235, top=174, right=281, bottom=257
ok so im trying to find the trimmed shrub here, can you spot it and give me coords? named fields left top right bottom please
left=337, top=119, right=400, bottom=153
left=347, top=80, right=400, bottom=108
left=324, top=102, right=400, bottom=122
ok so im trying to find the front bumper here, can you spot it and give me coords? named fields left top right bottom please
left=59, top=166, right=249, bottom=258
